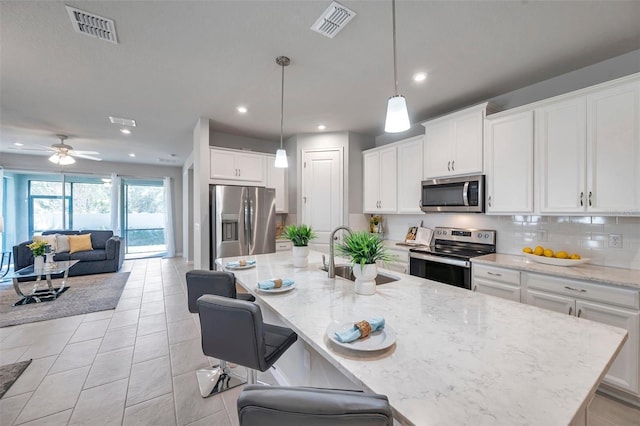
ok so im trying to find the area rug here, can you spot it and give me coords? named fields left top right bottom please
left=0, top=272, right=130, bottom=328
left=0, top=359, right=32, bottom=398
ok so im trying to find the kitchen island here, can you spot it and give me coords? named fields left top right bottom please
left=217, top=250, right=627, bottom=425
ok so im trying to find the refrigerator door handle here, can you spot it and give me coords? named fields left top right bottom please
left=243, top=196, right=250, bottom=252
left=248, top=197, right=253, bottom=243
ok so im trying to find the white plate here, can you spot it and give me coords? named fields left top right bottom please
left=256, top=281, right=296, bottom=293
left=326, top=321, right=396, bottom=352
left=523, top=253, right=590, bottom=267
left=225, top=262, right=256, bottom=270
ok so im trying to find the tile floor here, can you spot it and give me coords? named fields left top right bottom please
left=0, top=257, right=638, bottom=425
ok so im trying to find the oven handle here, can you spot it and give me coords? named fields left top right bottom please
left=462, top=181, right=469, bottom=206
left=409, top=252, right=470, bottom=268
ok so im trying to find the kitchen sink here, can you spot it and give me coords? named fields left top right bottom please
left=320, top=265, right=399, bottom=285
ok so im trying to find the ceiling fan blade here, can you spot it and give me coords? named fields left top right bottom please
left=69, top=149, right=100, bottom=155
left=8, top=146, right=53, bottom=152
left=36, top=144, right=57, bottom=151
left=72, top=153, right=102, bottom=161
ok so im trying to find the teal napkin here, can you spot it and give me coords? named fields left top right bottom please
left=226, top=260, right=256, bottom=267
left=334, top=317, right=385, bottom=343
left=258, top=278, right=294, bottom=290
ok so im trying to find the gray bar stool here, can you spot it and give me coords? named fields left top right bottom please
left=237, top=385, right=394, bottom=426
left=196, top=295, right=297, bottom=390
left=186, top=270, right=256, bottom=397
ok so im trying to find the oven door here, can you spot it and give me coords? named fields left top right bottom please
left=409, top=252, right=471, bottom=290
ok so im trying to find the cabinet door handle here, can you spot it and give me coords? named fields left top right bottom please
left=488, top=196, right=492, bottom=207
left=577, top=309, right=582, bottom=318
left=487, top=272, right=502, bottom=277
left=564, top=286, right=587, bottom=293
left=447, top=161, right=451, bottom=171
left=588, top=191, right=592, bottom=207
left=568, top=307, right=573, bottom=316
left=580, top=192, right=584, bottom=207
left=451, top=160, right=455, bottom=171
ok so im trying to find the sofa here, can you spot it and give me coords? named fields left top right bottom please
left=13, top=230, right=124, bottom=280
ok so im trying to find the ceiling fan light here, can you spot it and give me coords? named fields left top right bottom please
left=274, top=149, right=288, bottom=168
left=60, top=155, right=76, bottom=165
left=384, top=95, right=410, bottom=133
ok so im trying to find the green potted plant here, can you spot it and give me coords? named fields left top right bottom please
left=336, top=231, right=393, bottom=295
left=282, top=224, right=316, bottom=267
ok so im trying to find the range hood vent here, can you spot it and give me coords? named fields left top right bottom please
left=311, top=1, right=356, bottom=39
left=66, top=6, right=118, bottom=44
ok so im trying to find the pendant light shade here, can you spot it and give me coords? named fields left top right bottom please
left=274, top=56, right=290, bottom=168
left=385, top=95, right=410, bottom=133
left=384, top=0, right=410, bottom=133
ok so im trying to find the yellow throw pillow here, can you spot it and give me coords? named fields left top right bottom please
left=69, top=234, right=93, bottom=254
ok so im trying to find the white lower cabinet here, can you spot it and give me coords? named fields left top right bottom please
left=472, top=264, right=521, bottom=302
left=525, top=272, right=640, bottom=396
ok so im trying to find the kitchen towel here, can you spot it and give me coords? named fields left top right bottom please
left=257, top=278, right=294, bottom=290
left=334, top=317, right=385, bottom=343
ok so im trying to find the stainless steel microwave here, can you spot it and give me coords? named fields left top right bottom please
left=420, top=175, right=485, bottom=213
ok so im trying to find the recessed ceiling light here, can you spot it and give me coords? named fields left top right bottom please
left=120, top=128, right=131, bottom=134
left=237, top=106, right=248, bottom=114
left=13, top=142, right=23, bottom=146
left=317, top=124, right=326, bottom=130
left=412, top=72, right=427, bottom=82
left=128, top=153, right=136, bottom=157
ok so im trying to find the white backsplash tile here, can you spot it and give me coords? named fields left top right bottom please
left=381, top=214, right=640, bottom=271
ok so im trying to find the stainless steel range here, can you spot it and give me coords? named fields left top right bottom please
left=409, top=227, right=496, bottom=290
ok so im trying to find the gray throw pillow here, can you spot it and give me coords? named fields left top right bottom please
left=56, top=234, right=70, bottom=253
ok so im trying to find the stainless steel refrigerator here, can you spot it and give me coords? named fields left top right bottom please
left=210, top=185, right=276, bottom=268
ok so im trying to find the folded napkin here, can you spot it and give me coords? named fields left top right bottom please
left=334, top=317, right=385, bottom=343
left=258, top=278, right=294, bottom=290
left=226, top=260, right=256, bottom=267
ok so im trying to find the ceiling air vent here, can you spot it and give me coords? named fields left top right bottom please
left=108, top=116, right=136, bottom=127
left=311, top=1, right=356, bottom=39
left=66, top=6, right=118, bottom=44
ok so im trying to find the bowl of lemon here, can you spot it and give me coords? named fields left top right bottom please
left=522, top=246, right=590, bottom=267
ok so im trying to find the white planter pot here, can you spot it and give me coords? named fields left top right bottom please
left=33, top=255, right=45, bottom=270
left=353, top=263, right=377, bottom=295
left=292, top=246, right=310, bottom=268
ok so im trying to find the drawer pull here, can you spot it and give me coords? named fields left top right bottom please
left=487, top=272, right=502, bottom=277
left=568, top=307, right=573, bottom=316
left=564, top=286, right=587, bottom=293
left=577, top=309, right=582, bottom=318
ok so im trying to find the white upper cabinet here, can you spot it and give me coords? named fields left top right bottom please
left=422, top=103, right=488, bottom=179
left=586, top=80, right=640, bottom=214
left=536, top=76, right=640, bottom=214
left=484, top=110, right=534, bottom=214
left=396, top=136, right=424, bottom=213
left=210, top=148, right=265, bottom=184
left=266, top=155, right=288, bottom=213
left=363, top=146, right=397, bottom=214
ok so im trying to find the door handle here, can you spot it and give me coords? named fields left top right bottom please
left=447, top=161, right=451, bottom=171
left=577, top=309, right=582, bottom=318
left=487, top=272, right=502, bottom=277
left=488, top=195, right=492, bottom=207
left=580, top=192, right=584, bottom=207
left=588, top=191, right=592, bottom=207
left=451, top=160, right=455, bottom=171
left=568, top=306, right=573, bottom=316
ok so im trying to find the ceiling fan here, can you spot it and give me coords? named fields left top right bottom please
left=11, top=135, right=102, bottom=165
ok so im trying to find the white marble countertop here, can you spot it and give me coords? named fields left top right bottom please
left=219, top=251, right=627, bottom=426
left=473, top=253, right=640, bottom=290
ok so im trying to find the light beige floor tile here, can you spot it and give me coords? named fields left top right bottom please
left=164, top=293, right=187, bottom=310
left=0, top=392, right=32, bottom=426
left=108, top=308, right=140, bottom=330
left=163, top=284, right=183, bottom=296
left=133, top=331, right=169, bottom=364
left=99, top=324, right=137, bottom=353
left=167, top=318, right=199, bottom=345
left=169, top=338, right=209, bottom=377
left=18, top=331, right=74, bottom=360
left=187, top=412, right=232, bottom=426
left=119, top=287, right=144, bottom=299
left=122, top=392, right=176, bottom=426
left=165, top=304, right=192, bottom=323
left=48, top=338, right=101, bottom=374
left=22, top=315, right=83, bottom=335
left=4, top=355, right=57, bottom=398
left=0, top=345, right=29, bottom=365
left=126, top=355, right=173, bottom=407
left=172, top=371, right=226, bottom=426
left=136, top=312, right=167, bottom=336
left=68, top=319, right=110, bottom=343
left=85, top=346, right=134, bottom=389
left=2, top=326, right=71, bottom=350
left=124, top=280, right=144, bottom=289
left=0, top=325, right=18, bottom=341
left=69, top=378, right=128, bottom=425
left=142, top=290, right=164, bottom=304
left=16, top=409, right=72, bottom=426
left=116, top=296, right=142, bottom=311
left=139, top=300, right=165, bottom=317
left=220, top=384, right=245, bottom=426
left=81, top=309, right=114, bottom=323
left=14, top=366, right=90, bottom=424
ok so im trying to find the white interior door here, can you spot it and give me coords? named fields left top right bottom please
left=301, top=149, right=343, bottom=253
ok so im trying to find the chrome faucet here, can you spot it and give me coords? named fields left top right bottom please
left=328, top=226, right=352, bottom=278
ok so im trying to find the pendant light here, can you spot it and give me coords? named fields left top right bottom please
left=274, top=56, right=290, bottom=168
left=384, top=0, right=410, bottom=133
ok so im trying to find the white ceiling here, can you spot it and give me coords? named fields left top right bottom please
left=1, top=0, right=639, bottom=166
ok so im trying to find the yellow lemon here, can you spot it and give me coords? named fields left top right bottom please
left=555, top=251, right=569, bottom=259
left=533, top=246, right=544, bottom=256
left=543, top=249, right=554, bottom=258
left=523, top=247, right=533, bottom=254
left=570, top=253, right=581, bottom=260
